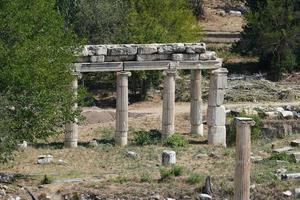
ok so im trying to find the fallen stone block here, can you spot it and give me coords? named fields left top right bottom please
left=229, top=10, right=242, bottom=16
left=162, top=150, right=176, bottom=166
left=273, top=146, right=294, bottom=153
left=37, top=155, right=53, bottom=164
left=281, top=173, right=300, bottom=180
left=126, top=151, right=138, bottom=159
left=279, top=110, right=294, bottom=119
left=199, top=193, right=212, bottom=200
left=282, top=190, right=292, bottom=197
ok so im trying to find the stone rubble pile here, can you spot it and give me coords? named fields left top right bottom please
left=78, top=43, right=219, bottom=63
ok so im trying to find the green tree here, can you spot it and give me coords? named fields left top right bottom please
left=235, top=0, right=300, bottom=80
left=0, top=0, right=79, bottom=161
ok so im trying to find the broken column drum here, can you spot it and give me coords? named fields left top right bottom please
left=162, top=69, right=177, bottom=138
left=234, top=117, right=255, bottom=200
left=115, top=71, right=131, bottom=146
left=190, top=69, right=203, bottom=136
left=65, top=77, right=79, bottom=148
left=207, top=68, right=228, bottom=147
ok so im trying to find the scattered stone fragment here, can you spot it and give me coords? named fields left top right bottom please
left=0, top=173, right=17, bottom=183
left=18, top=141, right=27, bottom=149
left=150, top=194, right=161, bottom=200
left=272, top=146, right=294, bottom=153
left=88, top=140, right=98, bottom=147
left=37, top=155, right=53, bottom=164
left=281, top=173, right=300, bottom=180
left=291, top=139, right=300, bottom=147
left=198, top=193, right=212, bottom=200
left=126, top=151, right=138, bottom=159
left=162, top=150, right=176, bottom=166
left=283, top=190, right=292, bottom=197
left=229, top=10, right=242, bottom=16
left=279, top=110, right=294, bottom=119
left=199, top=51, right=217, bottom=61
left=276, top=168, right=287, bottom=176
left=295, top=188, right=300, bottom=199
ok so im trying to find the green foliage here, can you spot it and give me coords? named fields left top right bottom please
left=268, top=152, right=296, bottom=163
left=186, top=173, right=204, bottom=185
left=235, top=0, right=300, bottom=80
left=160, top=165, right=184, bottom=180
left=0, top=0, right=79, bottom=161
left=226, top=113, right=263, bottom=145
left=41, top=175, right=53, bottom=185
left=164, top=133, right=188, bottom=148
left=133, top=129, right=161, bottom=146
left=140, top=173, right=152, bottom=183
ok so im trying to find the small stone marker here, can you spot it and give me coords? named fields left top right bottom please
left=37, top=155, right=53, bottom=164
left=162, top=150, right=176, bottom=166
left=282, top=190, right=292, bottom=197
left=126, top=151, right=138, bottom=159
left=229, top=10, right=242, bottom=16
left=88, top=139, right=98, bottom=147
left=291, top=139, right=300, bottom=147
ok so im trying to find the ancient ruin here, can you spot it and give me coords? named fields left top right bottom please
left=65, top=43, right=228, bottom=147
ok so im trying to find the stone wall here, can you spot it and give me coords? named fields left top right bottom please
left=77, top=43, right=218, bottom=63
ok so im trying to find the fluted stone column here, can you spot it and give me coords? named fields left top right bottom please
left=115, top=71, right=131, bottom=146
left=234, top=117, right=255, bottom=200
left=190, top=69, right=204, bottom=136
left=162, top=69, right=177, bottom=138
left=207, top=68, right=228, bottom=146
left=65, top=77, right=79, bottom=148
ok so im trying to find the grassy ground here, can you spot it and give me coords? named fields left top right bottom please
left=0, top=111, right=299, bottom=199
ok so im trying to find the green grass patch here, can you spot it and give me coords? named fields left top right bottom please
left=186, top=173, right=204, bottom=185
left=164, top=133, right=188, bottom=148
left=133, top=129, right=161, bottom=146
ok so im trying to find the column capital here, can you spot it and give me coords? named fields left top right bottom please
left=211, top=68, right=228, bottom=75
left=117, top=71, right=132, bottom=77
left=234, top=117, right=256, bottom=126
left=163, top=69, right=177, bottom=76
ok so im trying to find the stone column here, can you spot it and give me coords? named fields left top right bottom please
left=207, top=68, right=228, bottom=146
left=162, top=69, right=177, bottom=138
left=190, top=69, right=203, bottom=136
left=234, top=117, right=255, bottom=200
left=65, top=76, right=79, bottom=148
left=115, top=71, right=131, bottom=146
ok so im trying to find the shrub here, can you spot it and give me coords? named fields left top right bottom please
left=133, top=129, right=161, bottom=146
left=140, top=173, right=152, bottom=183
left=268, top=152, right=296, bottom=163
left=226, top=113, right=263, bottom=145
left=160, top=165, right=184, bottom=180
left=41, top=175, right=53, bottom=185
left=186, top=173, right=203, bottom=185
left=160, top=168, right=173, bottom=180
left=171, top=165, right=184, bottom=177
left=164, top=134, right=188, bottom=148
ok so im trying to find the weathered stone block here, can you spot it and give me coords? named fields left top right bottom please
left=173, top=43, right=186, bottom=53
left=90, top=55, right=105, bottom=63
left=208, top=126, right=226, bottom=146
left=95, top=45, right=107, bottom=55
left=171, top=54, right=199, bottom=61
left=162, top=150, right=176, bottom=166
left=158, top=45, right=174, bottom=54
left=82, top=45, right=95, bottom=56
left=137, top=54, right=171, bottom=61
left=207, top=105, right=226, bottom=126
left=108, top=45, right=137, bottom=56
left=37, top=155, right=53, bottom=164
left=200, top=51, right=217, bottom=60
left=210, top=68, right=228, bottom=89
left=105, top=55, right=136, bottom=62
left=208, top=89, right=225, bottom=106
left=137, top=45, right=158, bottom=54
left=185, top=43, right=206, bottom=54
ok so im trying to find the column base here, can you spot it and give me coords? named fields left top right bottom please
left=115, top=132, right=128, bottom=146
left=191, top=124, right=204, bottom=136
left=64, top=141, right=78, bottom=148
left=208, top=126, right=226, bottom=147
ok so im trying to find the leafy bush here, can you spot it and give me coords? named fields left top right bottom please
left=186, top=173, right=203, bottom=185
left=160, top=165, right=184, bottom=180
left=268, top=152, right=296, bottom=163
left=226, top=113, right=263, bottom=145
left=140, top=173, right=152, bottom=183
left=0, top=0, right=79, bottom=161
left=133, top=129, right=161, bottom=146
left=164, top=134, right=188, bottom=148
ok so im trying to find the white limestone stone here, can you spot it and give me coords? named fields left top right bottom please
left=37, top=155, right=53, bottom=164
left=158, top=45, right=174, bottom=54
left=208, top=89, right=225, bottom=106
left=90, top=55, right=105, bottom=63
left=171, top=54, right=199, bottom=61
left=137, top=54, right=171, bottom=61
left=291, top=139, right=300, bottom=147
left=279, top=110, right=294, bottom=119
left=95, top=45, right=107, bottom=55
left=200, top=51, right=217, bottom=60
left=208, top=126, right=226, bottom=146
left=185, top=43, right=206, bottom=54
left=207, top=105, right=226, bottom=126
left=108, top=45, right=137, bottom=56
left=162, top=150, right=176, bottom=166
left=137, top=45, right=158, bottom=54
